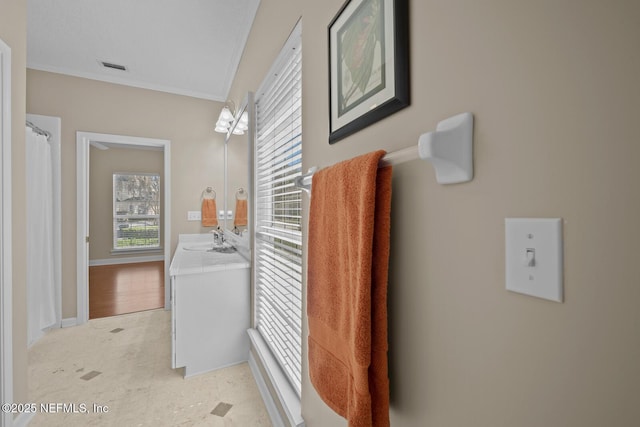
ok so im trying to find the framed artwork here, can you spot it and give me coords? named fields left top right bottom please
left=328, top=0, right=410, bottom=144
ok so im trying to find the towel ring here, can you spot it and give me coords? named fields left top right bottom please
left=235, top=187, right=248, bottom=200
left=201, top=187, right=216, bottom=200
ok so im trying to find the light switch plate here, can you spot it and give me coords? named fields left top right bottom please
left=505, top=218, right=563, bottom=302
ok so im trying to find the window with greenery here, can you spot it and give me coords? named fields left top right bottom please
left=113, top=173, right=160, bottom=250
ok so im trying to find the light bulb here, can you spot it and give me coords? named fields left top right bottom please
left=220, top=106, right=233, bottom=121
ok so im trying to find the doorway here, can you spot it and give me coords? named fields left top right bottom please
left=76, top=132, right=171, bottom=325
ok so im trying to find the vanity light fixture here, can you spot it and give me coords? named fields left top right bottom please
left=215, top=105, right=234, bottom=133
left=232, top=112, right=249, bottom=135
left=215, top=103, right=249, bottom=135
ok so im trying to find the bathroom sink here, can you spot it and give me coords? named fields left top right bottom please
left=183, top=243, right=214, bottom=251
left=183, top=242, right=236, bottom=253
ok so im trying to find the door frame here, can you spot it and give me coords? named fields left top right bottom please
left=0, top=37, right=13, bottom=427
left=76, top=132, right=171, bottom=324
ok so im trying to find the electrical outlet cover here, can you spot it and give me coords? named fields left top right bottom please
left=187, top=211, right=201, bottom=221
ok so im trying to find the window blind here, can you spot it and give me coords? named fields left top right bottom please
left=254, top=29, right=302, bottom=396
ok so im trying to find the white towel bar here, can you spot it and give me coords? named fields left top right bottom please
left=294, top=112, right=474, bottom=193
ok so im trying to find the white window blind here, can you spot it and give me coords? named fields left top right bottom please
left=254, top=28, right=302, bottom=396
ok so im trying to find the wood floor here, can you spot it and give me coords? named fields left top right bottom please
left=89, top=261, right=164, bottom=319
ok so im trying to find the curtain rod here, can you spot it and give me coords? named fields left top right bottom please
left=26, top=120, right=51, bottom=140
left=293, top=112, right=475, bottom=193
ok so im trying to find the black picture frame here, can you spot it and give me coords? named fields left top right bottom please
left=328, top=0, right=410, bottom=144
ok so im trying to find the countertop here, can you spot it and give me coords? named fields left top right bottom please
left=169, top=233, right=250, bottom=276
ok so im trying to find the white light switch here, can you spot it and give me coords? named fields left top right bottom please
left=505, top=218, right=563, bottom=302
left=525, top=248, right=536, bottom=267
left=187, top=211, right=201, bottom=221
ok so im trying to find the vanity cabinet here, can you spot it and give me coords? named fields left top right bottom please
left=170, top=235, right=250, bottom=377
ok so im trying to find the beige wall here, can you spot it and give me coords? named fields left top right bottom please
left=0, top=0, right=29, bottom=406
left=26, top=69, right=234, bottom=318
left=231, top=0, right=640, bottom=426
left=89, top=146, right=164, bottom=260
left=6, top=0, right=640, bottom=423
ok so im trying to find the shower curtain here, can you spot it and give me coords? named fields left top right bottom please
left=26, top=126, right=57, bottom=345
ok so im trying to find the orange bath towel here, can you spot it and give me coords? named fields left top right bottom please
left=234, top=199, right=248, bottom=227
left=201, top=198, right=218, bottom=227
left=307, top=150, right=392, bottom=427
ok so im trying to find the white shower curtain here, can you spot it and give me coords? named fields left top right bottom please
left=26, top=126, right=57, bottom=345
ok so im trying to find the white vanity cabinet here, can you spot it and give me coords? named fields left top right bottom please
left=170, top=234, right=250, bottom=377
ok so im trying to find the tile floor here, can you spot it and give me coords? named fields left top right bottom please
left=28, top=309, right=272, bottom=426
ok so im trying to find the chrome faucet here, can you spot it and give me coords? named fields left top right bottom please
left=212, top=229, right=225, bottom=244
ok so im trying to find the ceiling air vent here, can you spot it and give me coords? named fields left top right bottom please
left=100, top=61, right=127, bottom=71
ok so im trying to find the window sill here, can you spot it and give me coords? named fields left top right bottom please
left=248, top=329, right=304, bottom=427
left=111, top=247, right=163, bottom=255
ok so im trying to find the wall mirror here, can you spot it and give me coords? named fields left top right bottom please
left=223, top=92, right=254, bottom=242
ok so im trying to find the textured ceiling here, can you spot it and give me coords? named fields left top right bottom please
left=27, top=0, right=261, bottom=101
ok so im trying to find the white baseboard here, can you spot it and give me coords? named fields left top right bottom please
left=89, top=255, right=164, bottom=266
left=61, top=318, right=77, bottom=328
left=249, top=352, right=285, bottom=427
left=13, top=411, right=35, bottom=427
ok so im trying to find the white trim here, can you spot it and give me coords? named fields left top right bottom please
left=249, top=351, right=286, bottom=427
left=77, top=132, right=171, bottom=325
left=26, top=64, right=226, bottom=102
left=248, top=329, right=305, bottom=427
left=163, top=143, right=172, bottom=311
left=0, top=37, right=13, bottom=427
left=89, top=255, right=164, bottom=267
left=61, top=318, right=77, bottom=328
left=11, top=412, right=34, bottom=427
left=216, top=0, right=261, bottom=102
left=110, top=247, right=164, bottom=255
left=89, top=141, right=109, bottom=150
left=76, top=137, right=88, bottom=325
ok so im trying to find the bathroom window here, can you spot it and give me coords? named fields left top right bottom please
left=112, top=173, right=160, bottom=250
left=254, top=24, right=302, bottom=397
